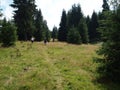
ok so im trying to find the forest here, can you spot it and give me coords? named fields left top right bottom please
left=0, top=0, right=120, bottom=90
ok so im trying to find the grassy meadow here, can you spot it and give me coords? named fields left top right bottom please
left=0, top=41, right=119, bottom=90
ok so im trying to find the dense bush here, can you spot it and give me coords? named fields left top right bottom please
left=67, top=27, right=81, bottom=44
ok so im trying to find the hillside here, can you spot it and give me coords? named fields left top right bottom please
left=0, top=42, right=119, bottom=90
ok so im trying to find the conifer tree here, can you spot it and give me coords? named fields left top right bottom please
left=89, top=11, right=99, bottom=42
left=67, top=27, right=81, bottom=44
left=98, top=0, right=120, bottom=82
left=43, top=20, right=51, bottom=42
left=102, top=0, right=110, bottom=11
left=11, top=0, right=36, bottom=40
left=52, top=26, right=58, bottom=42
left=0, top=18, right=17, bottom=47
left=67, top=4, right=83, bottom=29
left=78, top=18, right=89, bottom=43
left=58, top=9, right=67, bottom=41
left=34, top=9, right=43, bottom=41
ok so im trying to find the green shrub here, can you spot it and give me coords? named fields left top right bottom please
left=67, top=27, right=81, bottom=44
left=1, top=20, right=17, bottom=47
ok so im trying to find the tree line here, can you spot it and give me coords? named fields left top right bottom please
left=0, top=0, right=102, bottom=46
left=0, top=0, right=51, bottom=46
left=57, top=4, right=101, bottom=44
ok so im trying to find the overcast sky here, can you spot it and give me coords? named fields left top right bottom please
left=1, top=0, right=103, bottom=30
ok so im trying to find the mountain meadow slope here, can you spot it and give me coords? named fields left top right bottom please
left=0, top=42, right=119, bottom=90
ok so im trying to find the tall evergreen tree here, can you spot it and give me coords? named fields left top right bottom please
left=58, top=9, right=67, bottom=41
left=78, top=18, right=89, bottom=43
left=34, top=9, right=43, bottom=41
left=67, top=4, right=83, bottom=29
left=67, top=27, right=81, bottom=44
left=86, top=15, right=91, bottom=41
left=52, top=26, right=58, bottom=42
left=11, top=0, right=36, bottom=40
left=102, top=0, right=110, bottom=11
left=43, top=20, right=51, bottom=42
left=98, top=0, right=120, bottom=82
left=89, top=11, right=99, bottom=42
left=0, top=18, right=17, bottom=47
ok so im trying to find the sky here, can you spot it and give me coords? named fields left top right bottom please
left=1, top=0, right=103, bottom=30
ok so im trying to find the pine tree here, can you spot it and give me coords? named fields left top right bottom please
left=67, top=4, right=83, bottom=29
left=67, top=27, right=81, bottom=44
left=43, top=20, right=51, bottom=42
left=58, top=9, right=67, bottom=41
left=52, top=26, right=58, bottom=42
left=78, top=18, right=89, bottom=43
left=34, top=9, right=43, bottom=41
left=11, top=0, right=36, bottom=40
left=102, top=0, right=110, bottom=11
left=89, top=11, right=99, bottom=42
left=86, top=16, right=91, bottom=41
left=98, top=0, right=120, bottom=82
left=0, top=18, right=17, bottom=47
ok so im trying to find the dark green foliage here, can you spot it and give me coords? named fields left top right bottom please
left=52, top=26, right=58, bottom=42
left=78, top=18, right=89, bottom=43
left=0, top=18, right=17, bottom=47
left=58, top=4, right=90, bottom=44
left=86, top=16, right=91, bottom=42
left=58, top=10, right=67, bottom=41
left=45, top=30, right=51, bottom=42
left=43, top=20, right=51, bottom=42
left=34, top=9, right=43, bottom=41
left=67, top=27, right=81, bottom=44
left=58, top=4, right=85, bottom=44
left=11, top=0, right=36, bottom=40
left=102, top=0, right=110, bottom=11
left=89, top=11, right=99, bottom=42
left=67, top=4, right=83, bottom=28
left=98, top=2, right=120, bottom=82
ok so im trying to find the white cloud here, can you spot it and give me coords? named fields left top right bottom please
left=1, top=0, right=103, bottom=30
left=1, top=0, right=13, bottom=20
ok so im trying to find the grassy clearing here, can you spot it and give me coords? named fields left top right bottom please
left=0, top=41, right=119, bottom=90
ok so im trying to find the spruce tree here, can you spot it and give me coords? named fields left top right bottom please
left=34, top=9, right=43, bottom=41
left=58, top=9, right=67, bottom=41
left=102, top=0, right=110, bottom=11
left=86, top=16, right=91, bottom=41
left=67, top=27, right=81, bottom=44
left=67, top=4, right=83, bottom=29
left=98, top=0, right=120, bottom=82
left=52, top=26, right=58, bottom=42
left=78, top=18, right=89, bottom=43
left=1, top=18, right=17, bottom=47
left=43, top=20, right=51, bottom=42
left=89, top=11, right=99, bottom=42
left=11, top=0, right=36, bottom=40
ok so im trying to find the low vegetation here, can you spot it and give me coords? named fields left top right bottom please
left=0, top=42, right=119, bottom=90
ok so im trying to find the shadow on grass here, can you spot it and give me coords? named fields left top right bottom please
left=93, top=57, right=120, bottom=90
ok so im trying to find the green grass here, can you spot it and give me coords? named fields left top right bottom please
left=0, top=41, right=119, bottom=90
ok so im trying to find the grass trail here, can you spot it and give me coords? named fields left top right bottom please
left=41, top=44, right=64, bottom=90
